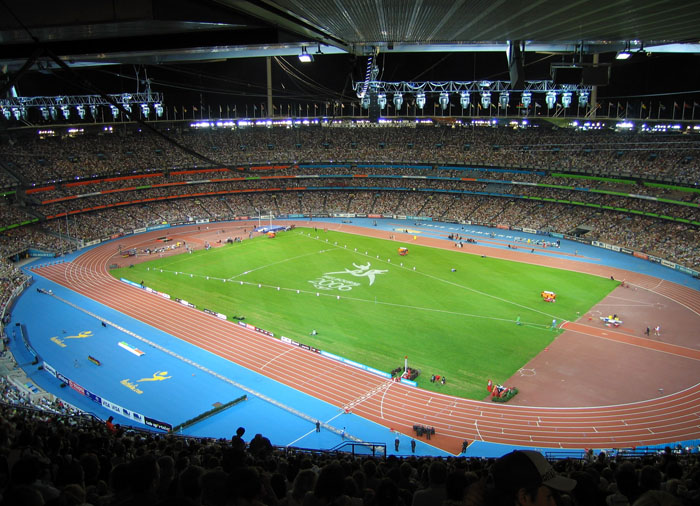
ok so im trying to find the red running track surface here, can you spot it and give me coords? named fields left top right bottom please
left=33, top=222, right=700, bottom=455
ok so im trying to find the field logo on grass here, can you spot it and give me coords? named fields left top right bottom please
left=309, top=262, right=388, bottom=291
left=121, top=370, right=172, bottom=395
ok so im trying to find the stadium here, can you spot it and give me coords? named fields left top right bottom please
left=1, top=2, right=700, bottom=505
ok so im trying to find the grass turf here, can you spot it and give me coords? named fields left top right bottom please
left=112, top=228, right=617, bottom=399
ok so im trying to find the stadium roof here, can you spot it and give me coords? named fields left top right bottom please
left=1, top=0, right=698, bottom=70
left=1, top=1, right=699, bottom=113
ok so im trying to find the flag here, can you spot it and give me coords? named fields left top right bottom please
left=174, top=106, right=178, bottom=113
left=694, top=102, right=700, bottom=108
left=641, top=103, right=647, bottom=109
left=193, top=106, right=198, bottom=112
left=659, top=104, right=666, bottom=110
left=674, top=102, right=680, bottom=109
left=534, top=102, right=542, bottom=108
left=617, top=102, right=623, bottom=110
left=684, top=102, right=691, bottom=109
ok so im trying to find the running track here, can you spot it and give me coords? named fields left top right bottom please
left=33, top=223, right=700, bottom=455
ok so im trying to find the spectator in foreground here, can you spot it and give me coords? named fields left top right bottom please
left=486, top=450, right=576, bottom=506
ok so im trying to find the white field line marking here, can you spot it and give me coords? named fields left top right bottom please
left=379, top=380, right=395, bottom=419
left=475, top=420, right=483, bottom=441
left=261, top=346, right=297, bottom=370
left=226, top=250, right=325, bottom=281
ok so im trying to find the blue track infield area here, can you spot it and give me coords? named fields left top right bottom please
left=8, top=218, right=699, bottom=457
left=10, top=263, right=449, bottom=457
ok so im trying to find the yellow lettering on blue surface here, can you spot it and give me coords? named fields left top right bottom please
left=50, top=337, right=67, bottom=348
left=120, top=379, right=143, bottom=394
left=64, top=331, right=93, bottom=340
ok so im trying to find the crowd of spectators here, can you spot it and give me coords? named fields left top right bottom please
left=0, top=366, right=82, bottom=419
left=1, top=123, right=699, bottom=186
left=1, top=124, right=700, bottom=505
left=13, top=189, right=697, bottom=269
left=0, top=393, right=698, bottom=506
left=20, top=174, right=698, bottom=234
left=0, top=224, right=74, bottom=260
left=0, top=259, right=30, bottom=322
left=1, top=123, right=699, bottom=269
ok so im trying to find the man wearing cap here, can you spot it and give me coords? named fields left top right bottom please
left=487, top=450, right=576, bottom=506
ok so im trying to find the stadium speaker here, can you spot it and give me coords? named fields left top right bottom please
left=368, top=90, right=381, bottom=122
left=508, top=41, right=525, bottom=89
left=582, top=66, right=610, bottom=86
left=552, top=66, right=583, bottom=85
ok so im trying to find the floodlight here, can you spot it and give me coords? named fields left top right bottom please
left=49, top=107, right=57, bottom=120
left=40, top=107, right=49, bottom=120
left=393, top=93, right=403, bottom=111
left=361, top=96, right=370, bottom=109
left=439, top=92, right=449, bottom=110
left=480, top=91, right=491, bottom=109
left=1, top=108, right=10, bottom=120
left=578, top=90, right=589, bottom=108
left=61, top=105, right=70, bottom=119
left=155, top=103, right=164, bottom=118
left=459, top=92, right=470, bottom=109
left=298, top=47, right=313, bottom=63
left=498, top=92, right=509, bottom=109
left=140, top=103, right=150, bottom=118
left=521, top=91, right=532, bottom=108
left=123, top=104, right=132, bottom=113
left=377, top=93, right=387, bottom=110
left=545, top=91, right=557, bottom=109
left=76, top=105, right=86, bottom=119
left=12, top=107, right=20, bottom=121
left=561, top=92, right=572, bottom=109
left=110, top=105, right=119, bottom=118
left=90, top=105, right=98, bottom=118
left=416, top=93, right=426, bottom=110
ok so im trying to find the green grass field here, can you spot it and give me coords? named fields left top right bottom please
left=112, top=228, right=617, bottom=399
